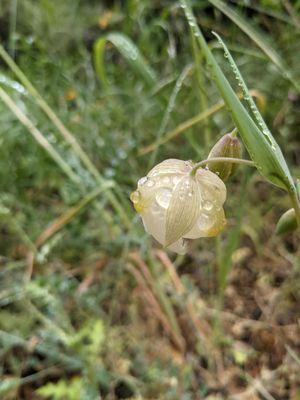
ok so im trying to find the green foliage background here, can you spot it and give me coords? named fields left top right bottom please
left=0, top=0, right=299, bottom=399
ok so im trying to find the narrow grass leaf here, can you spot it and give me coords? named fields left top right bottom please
left=208, top=0, right=300, bottom=92
left=0, top=86, right=81, bottom=185
left=139, top=89, right=264, bottom=155
left=212, top=32, right=270, bottom=134
left=149, top=64, right=192, bottom=167
left=180, top=0, right=295, bottom=193
left=93, top=32, right=157, bottom=88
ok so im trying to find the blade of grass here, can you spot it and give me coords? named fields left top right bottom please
left=208, top=0, right=300, bottom=92
left=139, top=89, right=264, bottom=155
left=0, top=44, right=132, bottom=228
left=126, top=262, right=185, bottom=352
left=148, top=64, right=192, bottom=167
left=212, top=31, right=300, bottom=227
left=93, top=32, right=157, bottom=88
left=0, top=86, right=81, bottom=185
left=217, top=173, right=249, bottom=294
left=212, top=32, right=271, bottom=138
left=35, top=182, right=114, bottom=248
left=180, top=0, right=295, bottom=194
left=190, top=30, right=210, bottom=151
left=0, top=202, right=37, bottom=254
left=8, top=0, right=18, bottom=57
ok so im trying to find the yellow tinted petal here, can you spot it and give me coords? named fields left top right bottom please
left=148, top=159, right=193, bottom=177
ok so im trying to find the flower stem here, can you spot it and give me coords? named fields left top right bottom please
left=191, top=157, right=255, bottom=176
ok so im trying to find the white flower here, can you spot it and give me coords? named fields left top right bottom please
left=130, top=159, right=227, bottom=254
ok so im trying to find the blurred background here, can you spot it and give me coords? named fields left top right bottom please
left=0, top=0, right=299, bottom=399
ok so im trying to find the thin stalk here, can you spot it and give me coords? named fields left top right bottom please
left=148, top=64, right=192, bottom=168
left=9, top=0, right=18, bottom=57
left=0, top=86, right=81, bottom=185
left=191, top=29, right=210, bottom=150
left=0, top=44, right=100, bottom=181
left=0, top=44, right=131, bottom=228
left=139, top=89, right=262, bottom=155
left=191, top=156, right=255, bottom=176
left=35, top=183, right=114, bottom=248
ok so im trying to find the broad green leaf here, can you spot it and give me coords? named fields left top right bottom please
left=180, top=0, right=295, bottom=193
left=93, top=32, right=157, bottom=88
left=208, top=0, right=300, bottom=92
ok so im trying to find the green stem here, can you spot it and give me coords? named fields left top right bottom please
left=191, top=157, right=255, bottom=176
left=0, top=44, right=132, bottom=229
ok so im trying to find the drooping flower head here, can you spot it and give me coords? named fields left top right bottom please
left=130, top=159, right=227, bottom=254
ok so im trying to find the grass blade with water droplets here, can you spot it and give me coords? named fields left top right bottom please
left=93, top=32, right=157, bottom=88
left=209, top=0, right=300, bottom=92
left=180, top=0, right=295, bottom=193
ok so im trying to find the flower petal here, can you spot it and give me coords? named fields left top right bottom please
left=185, top=208, right=226, bottom=239
left=167, top=238, right=191, bottom=255
left=148, top=159, right=193, bottom=177
left=141, top=211, right=166, bottom=246
left=196, top=168, right=227, bottom=205
left=165, top=175, right=201, bottom=246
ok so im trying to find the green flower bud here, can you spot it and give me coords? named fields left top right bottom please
left=206, top=133, right=242, bottom=181
left=275, top=208, right=297, bottom=235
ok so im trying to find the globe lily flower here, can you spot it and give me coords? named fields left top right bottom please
left=130, top=159, right=227, bottom=254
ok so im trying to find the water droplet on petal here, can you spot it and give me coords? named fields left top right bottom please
left=203, top=201, right=213, bottom=211
left=197, top=213, right=214, bottom=230
left=138, top=176, right=148, bottom=186
left=156, top=188, right=172, bottom=209
left=146, top=178, right=155, bottom=187
left=151, top=203, right=164, bottom=219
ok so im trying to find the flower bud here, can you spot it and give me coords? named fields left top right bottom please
left=206, top=133, right=242, bottom=181
left=275, top=208, right=297, bottom=235
left=130, top=159, right=227, bottom=254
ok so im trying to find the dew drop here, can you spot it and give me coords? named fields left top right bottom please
left=146, top=178, right=155, bottom=188
left=138, top=176, right=148, bottom=186
left=151, top=203, right=164, bottom=218
left=156, top=188, right=172, bottom=209
left=197, top=213, right=214, bottom=230
left=203, top=201, right=213, bottom=211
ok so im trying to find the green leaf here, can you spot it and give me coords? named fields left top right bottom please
left=208, top=0, right=300, bottom=92
left=180, top=0, right=295, bottom=193
left=93, top=32, right=157, bottom=88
